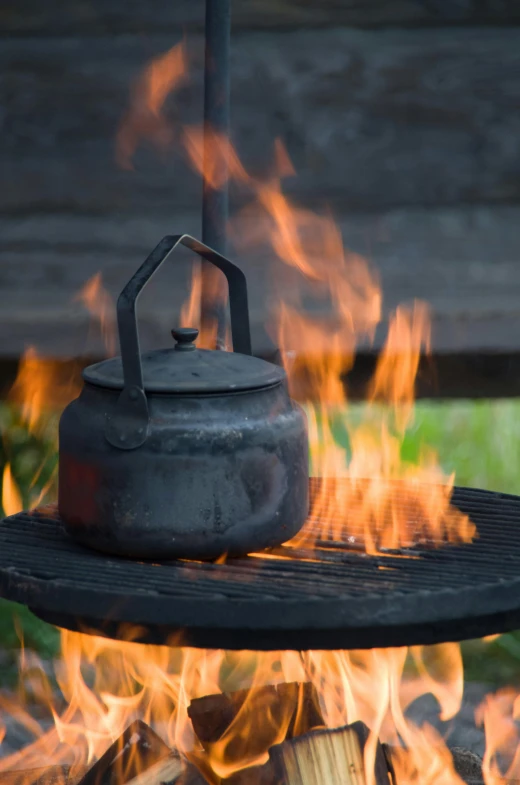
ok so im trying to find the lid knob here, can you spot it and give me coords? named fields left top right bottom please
left=172, top=327, right=199, bottom=351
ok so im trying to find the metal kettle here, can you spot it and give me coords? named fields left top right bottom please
left=58, top=235, right=309, bottom=560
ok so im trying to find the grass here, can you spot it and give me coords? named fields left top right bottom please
left=2, top=399, right=520, bottom=685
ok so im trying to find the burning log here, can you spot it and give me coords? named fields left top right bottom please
left=77, top=720, right=183, bottom=785
left=187, top=683, right=324, bottom=785
left=450, top=747, right=484, bottom=785
left=383, top=744, right=486, bottom=785
left=269, top=721, right=390, bottom=785
left=188, top=683, right=324, bottom=747
left=0, top=767, right=78, bottom=785
left=223, top=764, right=276, bottom=785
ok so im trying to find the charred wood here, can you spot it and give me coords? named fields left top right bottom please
left=385, top=744, right=486, bottom=785
left=450, top=747, right=484, bottom=785
left=188, top=683, right=324, bottom=748
left=188, top=683, right=324, bottom=785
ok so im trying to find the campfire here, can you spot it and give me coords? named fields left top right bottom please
left=1, top=4, right=520, bottom=785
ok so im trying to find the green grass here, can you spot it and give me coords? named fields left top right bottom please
left=400, top=399, right=520, bottom=494
left=306, top=399, right=520, bottom=495
left=0, top=404, right=58, bottom=513
left=2, top=399, right=520, bottom=685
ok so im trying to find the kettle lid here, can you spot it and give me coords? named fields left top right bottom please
left=83, top=327, right=286, bottom=394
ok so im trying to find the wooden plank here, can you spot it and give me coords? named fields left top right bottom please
left=1, top=204, right=520, bottom=363
left=2, top=27, right=520, bottom=213
left=2, top=0, right=519, bottom=37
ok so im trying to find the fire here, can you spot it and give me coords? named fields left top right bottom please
left=1, top=463, right=22, bottom=516
left=0, top=37, right=495, bottom=785
left=182, top=124, right=474, bottom=550
left=114, top=41, right=475, bottom=552
left=183, top=126, right=249, bottom=191
left=179, top=260, right=231, bottom=351
left=181, top=125, right=249, bottom=350
left=0, top=632, right=473, bottom=785
left=233, top=153, right=474, bottom=552
left=368, top=302, right=430, bottom=431
left=116, top=41, right=188, bottom=170
left=2, top=349, right=82, bottom=514
left=8, top=349, right=72, bottom=436
left=75, top=273, right=116, bottom=357
left=476, top=688, right=520, bottom=785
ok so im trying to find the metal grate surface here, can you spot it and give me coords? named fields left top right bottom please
left=1, top=480, right=520, bottom=650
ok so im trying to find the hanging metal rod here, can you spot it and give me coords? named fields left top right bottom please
left=200, top=0, right=231, bottom=349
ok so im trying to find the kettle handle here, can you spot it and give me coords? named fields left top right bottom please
left=105, top=234, right=252, bottom=450
left=118, top=234, right=252, bottom=392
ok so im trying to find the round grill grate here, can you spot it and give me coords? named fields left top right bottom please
left=1, top=480, right=520, bottom=650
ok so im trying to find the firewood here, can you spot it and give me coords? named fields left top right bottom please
left=269, top=720, right=391, bottom=785
left=188, top=693, right=236, bottom=746
left=381, top=744, right=397, bottom=785
left=0, top=766, right=76, bottom=785
left=187, top=682, right=324, bottom=785
left=188, top=682, right=325, bottom=785
left=77, top=720, right=183, bottom=785
left=223, top=763, right=275, bottom=785
left=174, top=764, right=208, bottom=785
left=124, top=755, right=184, bottom=785
left=385, top=744, right=487, bottom=785
left=450, top=747, right=484, bottom=785
left=188, top=683, right=324, bottom=747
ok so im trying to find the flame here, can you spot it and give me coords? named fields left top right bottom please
left=476, top=688, right=520, bottom=785
left=116, top=42, right=188, bottom=170
left=75, top=273, right=116, bottom=356
left=1, top=349, right=82, bottom=513
left=183, top=126, right=249, bottom=190
left=0, top=41, right=489, bottom=785
left=180, top=263, right=202, bottom=331
left=179, top=260, right=231, bottom=351
left=1, top=463, right=23, bottom=516
left=231, top=149, right=474, bottom=553
left=8, top=349, right=76, bottom=436
left=0, top=633, right=470, bottom=785
left=180, top=126, right=249, bottom=350
left=368, top=302, right=430, bottom=432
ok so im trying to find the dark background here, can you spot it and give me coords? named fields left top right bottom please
left=2, top=0, right=520, bottom=395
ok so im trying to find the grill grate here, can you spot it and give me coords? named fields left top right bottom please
left=1, top=480, right=520, bottom=650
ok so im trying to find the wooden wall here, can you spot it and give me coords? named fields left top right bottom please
left=2, top=0, right=520, bottom=372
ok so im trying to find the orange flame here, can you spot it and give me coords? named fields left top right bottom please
left=8, top=349, right=76, bottom=436
left=179, top=260, right=231, bottom=351
left=2, top=349, right=82, bottom=512
left=0, top=634, right=469, bottom=785
left=183, top=126, right=249, bottom=190
left=116, top=42, right=188, bottom=170
left=0, top=43, right=487, bottom=785
left=477, top=688, right=520, bottom=785
left=369, top=302, right=430, bottom=432
left=180, top=126, right=249, bottom=349
left=229, top=145, right=475, bottom=553
left=1, top=463, right=23, bottom=516
left=180, top=263, right=202, bottom=330
left=75, top=273, right=116, bottom=356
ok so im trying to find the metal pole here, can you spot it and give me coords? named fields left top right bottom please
left=201, top=0, right=231, bottom=349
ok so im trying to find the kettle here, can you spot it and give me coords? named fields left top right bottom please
left=59, top=235, right=309, bottom=560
